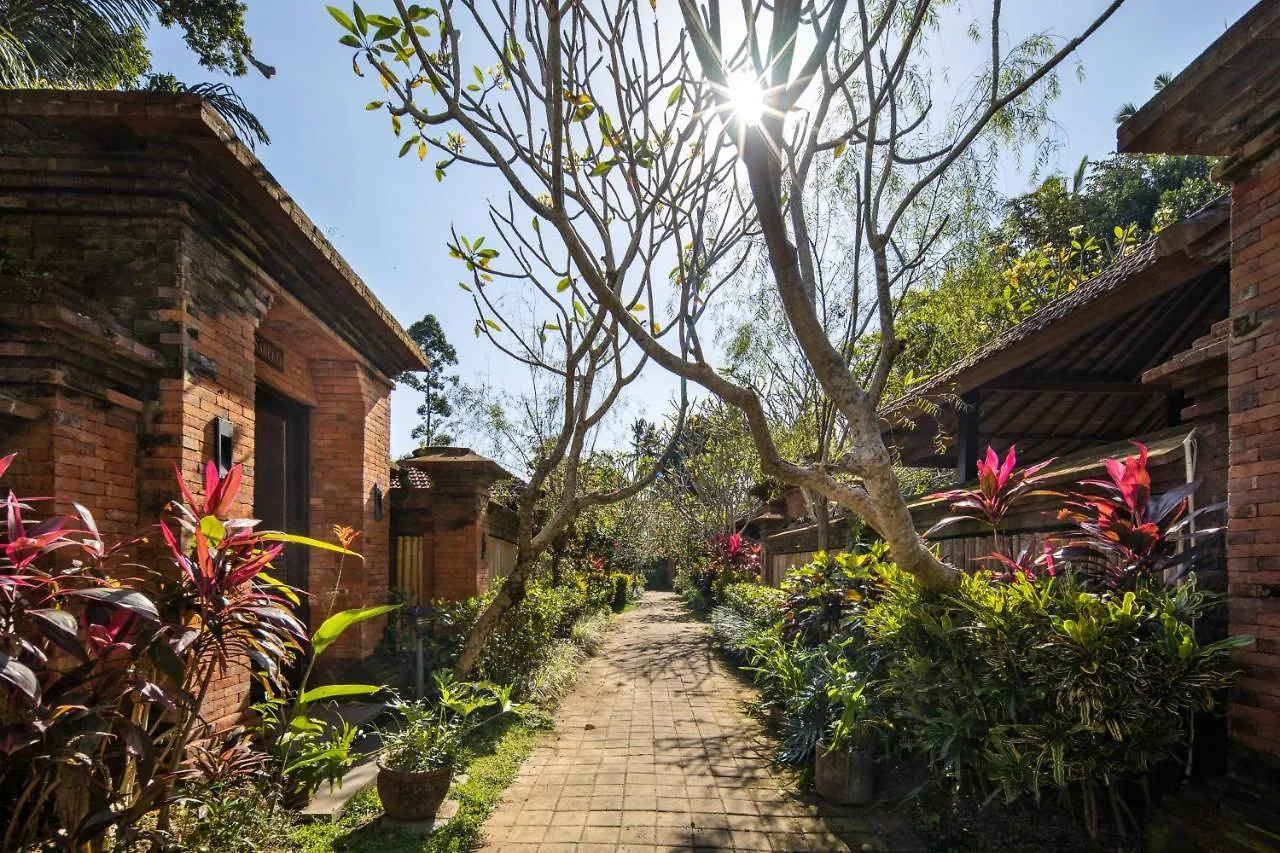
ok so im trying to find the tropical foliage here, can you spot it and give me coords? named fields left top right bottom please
left=0, top=454, right=373, bottom=849
left=0, top=0, right=271, bottom=144
left=380, top=676, right=513, bottom=772
left=709, top=444, right=1247, bottom=840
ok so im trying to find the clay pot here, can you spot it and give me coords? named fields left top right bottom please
left=376, top=761, right=453, bottom=821
left=813, top=744, right=874, bottom=805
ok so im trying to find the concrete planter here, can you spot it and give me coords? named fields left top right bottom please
left=813, top=744, right=874, bottom=805
left=376, top=761, right=453, bottom=821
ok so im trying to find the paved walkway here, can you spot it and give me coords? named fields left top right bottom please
left=481, top=593, right=857, bottom=852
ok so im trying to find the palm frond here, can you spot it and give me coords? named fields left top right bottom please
left=0, top=25, right=34, bottom=86
left=0, top=0, right=153, bottom=87
left=142, top=73, right=269, bottom=148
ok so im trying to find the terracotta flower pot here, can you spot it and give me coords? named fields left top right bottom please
left=814, top=744, right=874, bottom=805
left=376, top=760, right=453, bottom=821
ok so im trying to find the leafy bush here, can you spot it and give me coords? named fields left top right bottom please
left=779, top=544, right=888, bottom=646
left=863, top=565, right=1245, bottom=834
left=406, top=578, right=611, bottom=700
left=745, top=443, right=1248, bottom=838
left=720, top=582, right=784, bottom=627
left=676, top=532, right=764, bottom=614
left=609, top=571, right=631, bottom=611
left=0, top=456, right=369, bottom=849
left=380, top=676, right=513, bottom=772
left=674, top=563, right=712, bottom=613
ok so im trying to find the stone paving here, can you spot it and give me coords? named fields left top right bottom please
left=480, top=592, right=858, bottom=852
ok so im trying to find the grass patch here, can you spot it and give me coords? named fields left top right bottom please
left=287, top=710, right=550, bottom=853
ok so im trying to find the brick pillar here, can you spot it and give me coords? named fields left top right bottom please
left=307, top=359, right=393, bottom=676
left=1227, top=161, right=1280, bottom=769
left=428, top=488, right=491, bottom=599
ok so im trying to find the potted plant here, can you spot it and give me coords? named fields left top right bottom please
left=376, top=675, right=513, bottom=822
left=814, top=673, right=876, bottom=805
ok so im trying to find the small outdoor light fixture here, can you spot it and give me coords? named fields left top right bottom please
left=212, top=417, right=235, bottom=475
left=372, top=483, right=385, bottom=521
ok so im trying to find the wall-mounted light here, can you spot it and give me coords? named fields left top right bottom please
left=373, top=483, right=385, bottom=521
left=213, top=417, right=234, bottom=475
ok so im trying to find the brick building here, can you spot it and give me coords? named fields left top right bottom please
left=0, top=91, right=425, bottom=727
left=389, top=447, right=520, bottom=602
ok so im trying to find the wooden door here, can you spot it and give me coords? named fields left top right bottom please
left=254, top=386, right=310, bottom=622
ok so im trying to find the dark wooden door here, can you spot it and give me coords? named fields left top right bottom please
left=254, top=386, right=310, bottom=622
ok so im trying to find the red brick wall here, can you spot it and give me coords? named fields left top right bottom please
left=0, top=117, right=403, bottom=725
left=1227, top=161, right=1280, bottom=768
left=306, top=358, right=394, bottom=676
left=429, top=491, right=491, bottom=600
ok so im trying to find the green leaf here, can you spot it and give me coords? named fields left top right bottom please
left=391, top=114, right=402, bottom=137
left=556, top=277, right=572, bottom=292
left=199, top=515, right=226, bottom=544
left=258, top=570, right=300, bottom=606
left=571, top=103, right=596, bottom=122
left=365, top=100, right=384, bottom=111
left=353, top=3, right=368, bottom=35
left=484, top=318, right=502, bottom=331
left=259, top=532, right=363, bottom=559
left=589, top=160, right=616, bottom=176
left=667, top=84, right=682, bottom=106
left=299, top=683, right=383, bottom=704
left=312, top=604, right=401, bottom=658
left=338, top=34, right=362, bottom=48
left=327, top=5, right=357, bottom=34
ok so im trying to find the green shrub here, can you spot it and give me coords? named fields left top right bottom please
left=609, top=572, right=631, bottom=611
left=720, top=582, right=784, bottom=627
left=862, top=565, right=1247, bottom=819
left=481, top=581, right=591, bottom=689
left=674, top=564, right=711, bottom=613
left=570, top=609, right=613, bottom=655
left=779, top=544, right=888, bottom=647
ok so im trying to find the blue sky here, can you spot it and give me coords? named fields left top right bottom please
left=146, top=0, right=1254, bottom=456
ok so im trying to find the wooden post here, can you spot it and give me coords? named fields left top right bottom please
left=955, top=391, right=980, bottom=484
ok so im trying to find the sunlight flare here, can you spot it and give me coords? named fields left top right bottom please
left=724, top=71, right=766, bottom=126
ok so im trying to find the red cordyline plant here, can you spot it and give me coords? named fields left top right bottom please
left=927, top=443, right=1222, bottom=590
left=0, top=454, right=358, bottom=852
left=709, top=531, right=761, bottom=576
left=1057, top=442, right=1220, bottom=589
left=927, top=445, right=1056, bottom=549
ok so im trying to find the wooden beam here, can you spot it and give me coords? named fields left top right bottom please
left=984, top=379, right=1170, bottom=395
left=978, top=432, right=1134, bottom=444
left=955, top=391, right=980, bottom=484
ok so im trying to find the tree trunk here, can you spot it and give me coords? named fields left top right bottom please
left=453, top=554, right=535, bottom=677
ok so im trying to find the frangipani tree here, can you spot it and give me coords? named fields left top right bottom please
left=330, top=0, right=1127, bottom=596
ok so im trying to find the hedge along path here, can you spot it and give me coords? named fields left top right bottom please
left=481, top=592, right=870, bottom=852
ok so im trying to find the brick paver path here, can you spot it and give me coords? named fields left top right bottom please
left=480, top=592, right=856, bottom=852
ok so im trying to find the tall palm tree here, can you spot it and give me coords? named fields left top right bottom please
left=0, top=0, right=269, bottom=145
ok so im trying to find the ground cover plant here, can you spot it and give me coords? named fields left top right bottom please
left=708, top=443, right=1248, bottom=842
left=0, top=454, right=382, bottom=850
left=166, top=573, right=621, bottom=852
